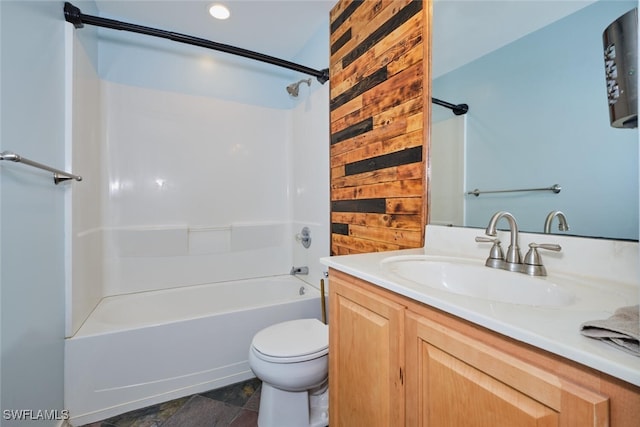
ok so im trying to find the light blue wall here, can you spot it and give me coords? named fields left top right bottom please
left=0, top=1, right=68, bottom=425
left=97, top=13, right=329, bottom=109
left=433, top=0, right=639, bottom=240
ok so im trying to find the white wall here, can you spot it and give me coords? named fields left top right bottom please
left=289, top=19, right=331, bottom=289
left=291, top=83, right=331, bottom=288
left=430, top=115, right=466, bottom=227
left=67, top=23, right=104, bottom=337
left=1, top=1, right=67, bottom=425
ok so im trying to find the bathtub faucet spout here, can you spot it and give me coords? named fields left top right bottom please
left=290, top=266, right=309, bottom=275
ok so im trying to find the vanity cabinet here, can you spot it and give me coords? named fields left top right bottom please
left=329, top=268, right=640, bottom=427
left=405, top=312, right=607, bottom=426
left=328, top=269, right=405, bottom=427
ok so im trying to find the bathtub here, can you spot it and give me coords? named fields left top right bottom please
left=65, top=275, right=324, bottom=426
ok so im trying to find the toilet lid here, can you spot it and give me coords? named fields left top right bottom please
left=252, top=318, right=328, bottom=359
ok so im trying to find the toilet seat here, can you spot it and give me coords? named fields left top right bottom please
left=251, top=318, right=328, bottom=364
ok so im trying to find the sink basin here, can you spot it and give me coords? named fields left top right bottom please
left=380, top=255, right=576, bottom=307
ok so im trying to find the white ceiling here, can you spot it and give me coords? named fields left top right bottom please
left=93, top=0, right=335, bottom=60
left=91, top=0, right=597, bottom=78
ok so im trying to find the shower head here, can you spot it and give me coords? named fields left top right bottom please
left=286, top=78, right=312, bottom=97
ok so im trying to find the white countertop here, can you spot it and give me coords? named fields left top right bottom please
left=321, top=225, right=640, bottom=387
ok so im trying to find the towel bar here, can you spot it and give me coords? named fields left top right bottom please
left=467, top=184, right=561, bottom=197
left=0, top=151, right=82, bottom=184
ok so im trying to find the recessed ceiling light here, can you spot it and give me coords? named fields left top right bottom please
left=209, top=4, right=230, bottom=20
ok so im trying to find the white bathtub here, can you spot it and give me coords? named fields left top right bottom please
left=65, top=275, right=324, bottom=426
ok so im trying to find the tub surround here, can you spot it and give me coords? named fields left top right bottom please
left=321, top=224, right=640, bottom=387
left=68, top=74, right=330, bottom=335
left=104, top=222, right=293, bottom=295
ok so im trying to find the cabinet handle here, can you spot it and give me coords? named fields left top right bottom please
left=400, top=367, right=404, bottom=384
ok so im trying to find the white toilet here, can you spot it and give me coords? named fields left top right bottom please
left=248, top=318, right=329, bottom=427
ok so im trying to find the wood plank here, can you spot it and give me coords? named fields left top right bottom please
left=381, top=130, right=425, bottom=160
left=405, top=111, right=424, bottom=134
left=329, top=0, right=360, bottom=25
left=331, top=164, right=346, bottom=180
left=331, top=117, right=374, bottom=145
left=386, top=36, right=424, bottom=78
left=331, top=222, right=349, bottom=236
left=331, top=116, right=409, bottom=158
left=345, top=146, right=422, bottom=176
left=386, top=197, right=424, bottom=214
left=331, top=212, right=423, bottom=231
left=331, top=198, right=387, bottom=213
left=361, top=62, right=423, bottom=111
left=331, top=66, right=389, bottom=112
left=331, top=178, right=424, bottom=201
left=348, top=224, right=423, bottom=246
left=332, top=163, right=423, bottom=189
left=331, top=95, right=423, bottom=137
left=332, top=234, right=401, bottom=254
left=329, top=94, right=365, bottom=131
left=332, top=129, right=424, bottom=168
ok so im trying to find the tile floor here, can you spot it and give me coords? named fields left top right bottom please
left=80, top=378, right=262, bottom=427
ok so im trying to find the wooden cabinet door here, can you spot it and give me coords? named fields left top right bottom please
left=329, top=271, right=406, bottom=427
left=405, top=311, right=610, bottom=427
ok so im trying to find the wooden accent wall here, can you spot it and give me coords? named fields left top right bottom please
left=329, top=0, right=431, bottom=255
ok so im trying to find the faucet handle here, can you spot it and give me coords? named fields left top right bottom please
left=532, top=243, right=561, bottom=251
left=522, top=243, right=561, bottom=276
left=475, top=236, right=505, bottom=268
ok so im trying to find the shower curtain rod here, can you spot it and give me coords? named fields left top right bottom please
left=63, top=2, right=330, bottom=84
left=63, top=2, right=467, bottom=111
left=432, top=97, right=469, bottom=115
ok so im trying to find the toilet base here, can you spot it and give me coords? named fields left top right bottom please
left=309, top=385, right=329, bottom=427
left=257, top=383, right=328, bottom=427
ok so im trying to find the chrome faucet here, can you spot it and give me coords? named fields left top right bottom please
left=544, top=211, right=569, bottom=234
left=522, top=242, right=561, bottom=276
left=484, top=211, right=522, bottom=272
left=478, top=211, right=562, bottom=276
left=474, top=236, right=505, bottom=269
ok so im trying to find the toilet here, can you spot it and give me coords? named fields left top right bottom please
left=248, top=318, right=329, bottom=427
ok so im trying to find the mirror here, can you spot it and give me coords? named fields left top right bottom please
left=430, top=0, right=639, bottom=240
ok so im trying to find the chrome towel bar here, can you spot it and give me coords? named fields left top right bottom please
left=467, top=184, right=561, bottom=197
left=0, top=151, right=82, bottom=184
